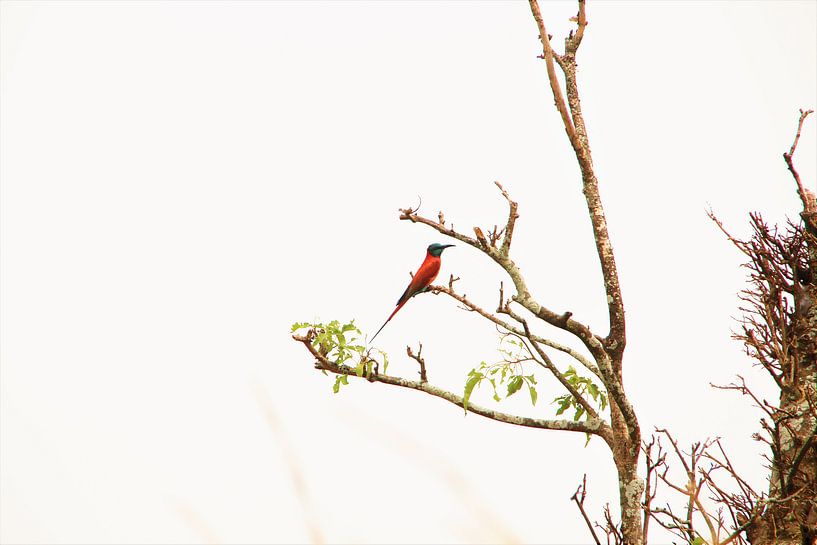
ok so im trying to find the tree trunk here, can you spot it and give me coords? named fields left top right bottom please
left=616, top=450, right=645, bottom=545
left=608, top=391, right=644, bottom=545
left=746, top=176, right=817, bottom=545
left=747, top=281, right=817, bottom=544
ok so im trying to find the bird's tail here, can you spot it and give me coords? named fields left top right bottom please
left=369, top=300, right=408, bottom=344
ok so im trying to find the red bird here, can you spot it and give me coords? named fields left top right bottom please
left=370, top=243, right=455, bottom=343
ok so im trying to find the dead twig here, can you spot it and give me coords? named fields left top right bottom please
left=571, top=474, right=601, bottom=545
left=783, top=109, right=815, bottom=214
left=406, top=343, right=427, bottom=383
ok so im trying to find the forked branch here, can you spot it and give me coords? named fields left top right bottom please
left=528, top=0, right=626, bottom=365
left=429, top=283, right=601, bottom=378
left=571, top=474, right=602, bottom=545
left=400, top=185, right=607, bottom=362
left=293, top=331, right=612, bottom=441
left=400, top=186, right=639, bottom=439
left=783, top=109, right=815, bottom=215
left=495, top=181, right=519, bottom=257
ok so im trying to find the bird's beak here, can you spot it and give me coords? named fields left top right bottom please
left=443, top=244, right=455, bottom=249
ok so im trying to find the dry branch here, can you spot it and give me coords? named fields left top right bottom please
left=571, top=474, right=602, bottom=545
left=784, top=109, right=815, bottom=215
left=429, top=283, right=601, bottom=378
left=652, top=110, right=817, bottom=545
left=406, top=343, right=427, bottom=383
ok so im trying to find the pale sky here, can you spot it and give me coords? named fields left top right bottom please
left=1, top=1, right=815, bottom=544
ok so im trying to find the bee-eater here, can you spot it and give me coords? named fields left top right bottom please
left=370, top=243, right=455, bottom=343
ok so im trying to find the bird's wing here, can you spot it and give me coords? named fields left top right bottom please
left=396, top=259, right=441, bottom=305
left=414, top=258, right=442, bottom=287
left=372, top=257, right=442, bottom=344
left=396, top=283, right=412, bottom=306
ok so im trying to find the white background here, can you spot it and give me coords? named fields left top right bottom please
left=2, top=1, right=815, bottom=543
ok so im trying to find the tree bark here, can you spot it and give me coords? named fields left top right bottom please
left=527, top=2, right=643, bottom=542
left=747, top=283, right=817, bottom=544
left=743, top=111, right=817, bottom=545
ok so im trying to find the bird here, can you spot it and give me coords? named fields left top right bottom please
left=370, top=243, right=455, bottom=343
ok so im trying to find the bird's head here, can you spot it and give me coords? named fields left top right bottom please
left=427, top=243, right=455, bottom=257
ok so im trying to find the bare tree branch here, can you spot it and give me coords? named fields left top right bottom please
left=598, top=502, right=624, bottom=545
left=400, top=195, right=607, bottom=361
left=527, top=0, right=580, bottom=152
left=783, top=109, right=815, bottom=215
left=641, top=436, right=666, bottom=544
left=402, top=198, right=640, bottom=444
left=519, top=317, right=600, bottom=419
left=565, top=0, right=587, bottom=54
left=429, top=283, right=602, bottom=378
left=529, top=0, right=627, bottom=367
left=571, top=474, right=602, bottom=545
left=406, top=343, right=427, bottom=383
left=495, top=181, right=519, bottom=257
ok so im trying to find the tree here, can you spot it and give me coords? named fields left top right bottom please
left=294, top=1, right=645, bottom=543
left=292, top=3, right=815, bottom=545
left=643, top=110, right=816, bottom=545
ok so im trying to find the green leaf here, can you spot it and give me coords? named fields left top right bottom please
left=488, top=378, right=501, bottom=402
left=528, top=385, right=538, bottom=406
left=463, top=371, right=484, bottom=413
left=506, top=375, right=523, bottom=397
left=290, top=321, right=308, bottom=332
left=341, top=321, right=358, bottom=333
left=691, top=538, right=705, bottom=545
left=574, top=405, right=585, bottom=421
left=553, top=395, right=571, bottom=415
left=332, top=374, right=349, bottom=394
left=588, top=382, right=599, bottom=401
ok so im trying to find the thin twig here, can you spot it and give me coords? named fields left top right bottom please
left=783, top=109, right=815, bottom=214
left=571, top=474, right=602, bottom=545
left=406, top=343, right=428, bottom=383
left=528, top=0, right=580, bottom=152
left=519, top=317, right=600, bottom=419
left=495, top=181, right=519, bottom=257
